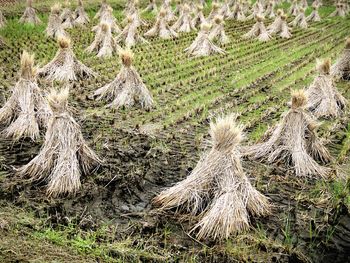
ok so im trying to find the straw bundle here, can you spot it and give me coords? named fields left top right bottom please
left=331, top=38, right=350, bottom=80
left=116, top=16, right=148, bottom=47
left=243, top=15, right=271, bottom=42
left=19, top=0, right=42, bottom=25
left=242, top=90, right=331, bottom=178
left=39, top=37, right=96, bottom=81
left=17, top=88, right=101, bottom=197
left=0, top=51, right=50, bottom=141
left=94, top=49, right=153, bottom=110
left=73, top=0, right=90, bottom=26
left=144, top=9, right=178, bottom=39
left=154, top=115, right=270, bottom=240
left=209, top=16, right=230, bottom=45
left=172, top=4, right=196, bottom=33
left=86, top=23, right=120, bottom=58
left=306, top=59, right=346, bottom=118
left=45, top=4, right=68, bottom=39
left=185, top=23, right=226, bottom=57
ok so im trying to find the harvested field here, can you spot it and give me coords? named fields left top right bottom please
left=0, top=0, right=350, bottom=262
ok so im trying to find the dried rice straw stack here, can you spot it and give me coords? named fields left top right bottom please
left=306, top=4, right=321, bottom=22
left=264, top=1, right=276, bottom=18
left=124, top=0, right=138, bottom=16
left=207, top=2, right=221, bottom=22
left=94, top=49, right=153, bottom=110
left=17, top=88, right=102, bottom=197
left=312, top=0, right=322, bottom=7
left=331, top=38, right=350, bottom=80
left=143, top=0, right=158, bottom=14
left=60, top=0, right=74, bottom=29
left=86, top=23, right=120, bottom=58
left=20, top=0, right=42, bottom=25
left=45, top=4, right=68, bottom=39
left=116, top=16, right=148, bottom=47
left=300, top=0, right=308, bottom=9
left=242, top=90, right=331, bottom=178
left=39, top=37, right=96, bottom=81
left=191, top=4, right=206, bottom=28
left=0, top=51, right=51, bottom=141
left=199, top=0, right=207, bottom=7
left=0, top=36, right=7, bottom=47
left=93, top=6, right=121, bottom=34
left=173, top=0, right=183, bottom=16
left=0, top=10, right=6, bottom=28
left=267, top=9, right=283, bottom=33
left=228, top=1, right=246, bottom=21
left=330, top=3, right=346, bottom=17
left=243, top=15, right=271, bottom=42
left=246, top=1, right=264, bottom=20
left=73, top=0, right=90, bottom=26
left=290, top=8, right=308, bottom=29
left=122, top=6, right=147, bottom=27
left=243, top=0, right=251, bottom=15
left=154, top=114, right=270, bottom=240
left=94, top=0, right=110, bottom=20
left=172, top=4, right=196, bottom=33
left=144, top=9, right=178, bottom=39
left=209, top=15, right=230, bottom=45
left=289, top=0, right=299, bottom=16
left=219, top=0, right=232, bottom=18
left=268, top=11, right=292, bottom=39
left=306, top=59, right=346, bottom=118
left=185, top=23, right=226, bottom=57
left=161, top=0, right=177, bottom=22
left=279, top=14, right=292, bottom=39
